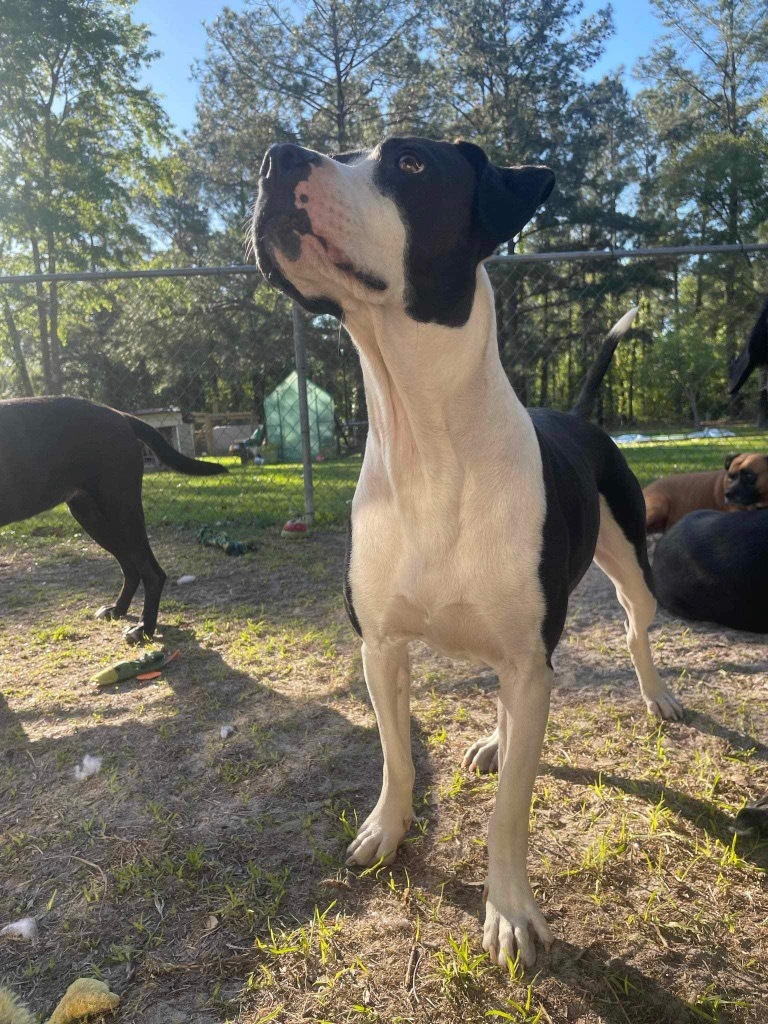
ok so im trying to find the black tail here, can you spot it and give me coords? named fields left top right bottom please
left=126, top=414, right=227, bottom=476
left=729, top=295, right=768, bottom=395
left=571, top=307, right=639, bottom=420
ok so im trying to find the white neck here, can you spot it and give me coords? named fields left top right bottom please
left=343, top=266, right=536, bottom=518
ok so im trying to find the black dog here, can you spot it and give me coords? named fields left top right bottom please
left=0, top=397, right=226, bottom=641
left=653, top=508, right=768, bottom=633
left=734, top=794, right=768, bottom=837
left=729, top=294, right=768, bottom=396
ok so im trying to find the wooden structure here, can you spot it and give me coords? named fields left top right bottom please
left=192, top=411, right=255, bottom=456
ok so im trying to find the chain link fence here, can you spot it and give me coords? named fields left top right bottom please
left=1, top=245, right=767, bottom=532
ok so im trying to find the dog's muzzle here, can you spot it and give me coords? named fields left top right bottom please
left=260, top=143, right=320, bottom=183
left=725, top=487, right=759, bottom=507
left=253, top=145, right=321, bottom=266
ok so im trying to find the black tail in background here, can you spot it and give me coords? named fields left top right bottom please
left=729, top=295, right=768, bottom=395
left=126, top=414, right=227, bottom=476
left=571, top=306, right=639, bottom=420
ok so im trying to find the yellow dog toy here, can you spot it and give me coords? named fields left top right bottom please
left=0, top=978, right=119, bottom=1024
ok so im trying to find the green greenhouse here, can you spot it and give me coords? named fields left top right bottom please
left=264, top=371, right=336, bottom=462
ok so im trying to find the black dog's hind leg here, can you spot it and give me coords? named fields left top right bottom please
left=68, top=491, right=141, bottom=621
left=98, top=492, right=166, bottom=644
left=72, top=471, right=167, bottom=643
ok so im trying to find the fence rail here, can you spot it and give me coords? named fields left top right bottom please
left=2, top=241, right=768, bottom=285
left=1, top=244, right=766, bottom=529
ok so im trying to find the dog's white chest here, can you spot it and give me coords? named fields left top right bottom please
left=349, top=483, right=546, bottom=667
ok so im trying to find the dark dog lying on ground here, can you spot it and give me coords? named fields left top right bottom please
left=734, top=794, right=768, bottom=837
left=0, top=396, right=226, bottom=641
left=643, top=452, right=768, bottom=533
left=653, top=507, right=768, bottom=633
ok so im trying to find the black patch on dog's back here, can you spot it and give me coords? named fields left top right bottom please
left=531, top=409, right=652, bottom=658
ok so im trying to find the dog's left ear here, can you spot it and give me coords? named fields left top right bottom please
left=456, top=141, right=555, bottom=256
left=724, top=453, right=741, bottom=470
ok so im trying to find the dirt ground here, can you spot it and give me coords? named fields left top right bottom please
left=0, top=526, right=766, bottom=1024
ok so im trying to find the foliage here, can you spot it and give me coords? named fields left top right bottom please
left=0, top=0, right=169, bottom=393
left=1, top=0, right=768, bottom=426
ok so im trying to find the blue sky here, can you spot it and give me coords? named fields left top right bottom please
left=133, top=0, right=667, bottom=134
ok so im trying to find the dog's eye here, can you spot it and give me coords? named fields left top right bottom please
left=398, top=153, right=425, bottom=175
left=743, top=470, right=756, bottom=483
left=727, top=473, right=736, bottom=480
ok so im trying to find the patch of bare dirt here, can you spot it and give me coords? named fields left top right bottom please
left=1, top=529, right=766, bottom=1023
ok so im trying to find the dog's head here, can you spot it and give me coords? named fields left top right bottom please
left=252, top=138, right=554, bottom=327
left=723, top=452, right=768, bottom=508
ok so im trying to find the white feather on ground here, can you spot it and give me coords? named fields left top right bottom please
left=0, top=916, right=38, bottom=941
left=74, top=755, right=102, bottom=781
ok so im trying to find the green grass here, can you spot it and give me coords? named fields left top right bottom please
left=0, top=454, right=361, bottom=542
left=618, top=426, right=766, bottom=487
left=2, top=507, right=767, bottom=1021
left=138, top=454, right=360, bottom=528
left=1, top=426, right=764, bottom=545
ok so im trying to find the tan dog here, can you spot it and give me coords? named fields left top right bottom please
left=644, top=452, right=768, bottom=533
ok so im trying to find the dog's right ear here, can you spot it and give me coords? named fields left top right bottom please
left=455, top=141, right=555, bottom=258
left=724, top=453, right=742, bottom=470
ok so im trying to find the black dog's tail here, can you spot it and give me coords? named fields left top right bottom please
left=125, top=414, right=227, bottom=476
left=729, top=295, right=768, bottom=395
left=571, top=306, right=639, bottom=420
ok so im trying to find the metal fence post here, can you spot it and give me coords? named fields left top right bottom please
left=291, top=300, right=316, bottom=525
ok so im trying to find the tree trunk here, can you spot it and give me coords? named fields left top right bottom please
left=29, top=233, right=54, bottom=393
left=757, top=367, right=768, bottom=429
left=627, top=338, right=636, bottom=424
left=3, top=299, right=35, bottom=396
left=46, top=229, right=63, bottom=392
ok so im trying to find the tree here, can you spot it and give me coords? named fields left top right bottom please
left=636, top=0, right=768, bottom=370
left=194, top=0, right=428, bottom=439
left=198, top=0, right=425, bottom=154
left=0, top=0, right=169, bottom=393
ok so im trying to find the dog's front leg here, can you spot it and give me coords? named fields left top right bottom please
left=484, top=659, right=553, bottom=968
left=346, top=641, right=414, bottom=867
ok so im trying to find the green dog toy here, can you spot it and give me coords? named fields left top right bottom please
left=198, top=525, right=258, bottom=557
left=93, top=649, right=166, bottom=686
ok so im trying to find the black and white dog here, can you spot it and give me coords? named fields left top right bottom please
left=253, top=138, right=683, bottom=966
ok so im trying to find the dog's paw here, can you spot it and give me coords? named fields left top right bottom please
left=483, top=887, right=552, bottom=968
left=462, top=731, right=499, bottom=774
left=345, top=805, right=412, bottom=868
left=644, top=689, right=684, bottom=722
left=95, top=605, right=122, bottom=621
left=124, top=624, right=150, bottom=645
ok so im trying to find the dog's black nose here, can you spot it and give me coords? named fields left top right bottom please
left=260, top=143, right=318, bottom=180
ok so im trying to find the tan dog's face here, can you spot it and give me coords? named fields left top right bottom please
left=723, top=453, right=768, bottom=508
